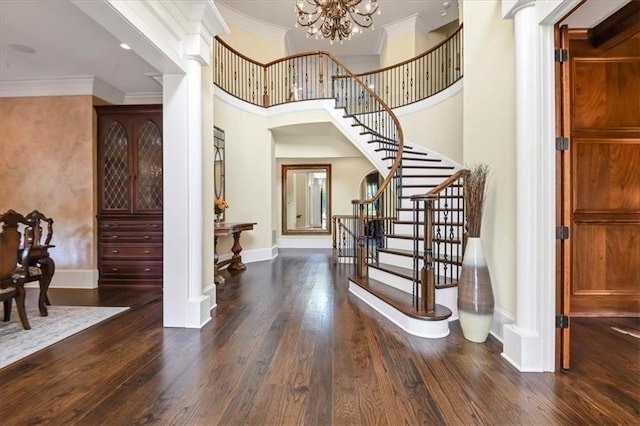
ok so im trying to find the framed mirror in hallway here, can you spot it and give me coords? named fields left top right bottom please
left=281, top=164, right=331, bottom=235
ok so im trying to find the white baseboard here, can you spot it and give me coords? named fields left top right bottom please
left=278, top=238, right=331, bottom=249
left=490, top=306, right=515, bottom=343
left=202, top=283, right=216, bottom=311
left=24, top=269, right=99, bottom=289
left=218, top=246, right=278, bottom=266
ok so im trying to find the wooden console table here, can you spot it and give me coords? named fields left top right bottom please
left=214, top=222, right=256, bottom=285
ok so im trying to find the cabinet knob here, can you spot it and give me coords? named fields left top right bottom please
left=144, top=268, right=151, bottom=272
left=112, top=250, right=119, bottom=254
left=144, top=250, right=151, bottom=254
left=151, top=224, right=159, bottom=228
left=112, top=235, right=119, bottom=239
left=111, top=267, right=119, bottom=272
left=144, top=235, right=150, bottom=239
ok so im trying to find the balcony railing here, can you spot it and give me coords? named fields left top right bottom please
left=213, top=24, right=463, bottom=109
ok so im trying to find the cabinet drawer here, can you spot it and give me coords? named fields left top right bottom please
left=100, top=231, right=162, bottom=243
left=100, top=221, right=162, bottom=231
left=100, top=261, right=163, bottom=278
left=101, top=244, right=162, bottom=259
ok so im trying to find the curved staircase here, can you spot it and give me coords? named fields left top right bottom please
left=212, top=32, right=466, bottom=339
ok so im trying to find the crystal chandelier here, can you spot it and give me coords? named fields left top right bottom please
left=295, top=0, right=381, bottom=43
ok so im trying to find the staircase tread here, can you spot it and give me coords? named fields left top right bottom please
left=382, top=156, right=442, bottom=162
left=370, top=146, right=416, bottom=152
left=370, top=262, right=414, bottom=279
left=397, top=207, right=464, bottom=212
left=378, top=247, right=419, bottom=258
left=349, top=276, right=453, bottom=321
left=390, top=165, right=455, bottom=170
left=386, top=233, right=462, bottom=244
left=401, top=173, right=456, bottom=177
left=400, top=194, right=462, bottom=199
left=394, top=220, right=465, bottom=226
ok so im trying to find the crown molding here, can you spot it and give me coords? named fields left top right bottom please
left=215, top=2, right=288, bottom=41
left=0, top=75, right=162, bottom=104
left=124, top=92, right=163, bottom=104
left=383, top=13, right=432, bottom=39
left=0, top=76, right=126, bottom=104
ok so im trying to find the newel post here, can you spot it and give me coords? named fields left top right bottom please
left=355, top=201, right=366, bottom=278
left=422, top=197, right=436, bottom=314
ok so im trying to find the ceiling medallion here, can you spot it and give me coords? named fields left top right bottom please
left=295, top=0, right=381, bottom=44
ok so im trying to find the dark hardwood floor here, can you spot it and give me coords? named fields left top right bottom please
left=1, top=249, right=638, bottom=425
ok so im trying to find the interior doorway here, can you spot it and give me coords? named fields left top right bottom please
left=555, top=2, right=640, bottom=369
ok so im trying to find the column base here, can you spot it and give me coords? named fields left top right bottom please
left=502, top=324, right=543, bottom=372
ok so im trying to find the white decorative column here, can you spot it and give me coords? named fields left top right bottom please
left=501, top=0, right=572, bottom=372
left=161, top=5, right=228, bottom=328
left=163, top=35, right=219, bottom=328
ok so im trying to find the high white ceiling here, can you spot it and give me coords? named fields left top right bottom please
left=0, top=0, right=630, bottom=102
left=216, top=0, right=460, bottom=56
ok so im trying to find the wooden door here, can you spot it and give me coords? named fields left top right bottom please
left=562, top=30, right=640, bottom=321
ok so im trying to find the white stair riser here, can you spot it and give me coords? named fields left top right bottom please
left=401, top=186, right=438, bottom=197
left=394, top=223, right=423, bottom=236
left=401, top=176, right=451, bottom=186
left=386, top=237, right=416, bottom=251
left=436, top=286, right=458, bottom=319
left=367, top=267, right=413, bottom=293
left=379, top=251, right=422, bottom=269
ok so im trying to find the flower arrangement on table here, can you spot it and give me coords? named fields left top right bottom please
left=215, top=198, right=228, bottom=224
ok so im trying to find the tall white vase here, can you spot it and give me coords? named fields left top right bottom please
left=458, top=237, right=494, bottom=343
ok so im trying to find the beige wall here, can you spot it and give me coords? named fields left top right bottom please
left=219, top=23, right=286, bottom=64
left=418, top=20, right=461, bottom=53
left=0, top=95, right=96, bottom=270
left=462, top=1, right=516, bottom=315
left=381, top=31, right=417, bottom=68
left=213, top=97, right=274, bottom=255
left=396, top=89, right=463, bottom=163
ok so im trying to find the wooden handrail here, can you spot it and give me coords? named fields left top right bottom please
left=410, top=169, right=468, bottom=201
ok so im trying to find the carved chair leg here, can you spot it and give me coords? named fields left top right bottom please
left=37, top=257, right=55, bottom=316
left=14, top=286, right=31, bottom=330
left=3, top=300, right=12, bottom=322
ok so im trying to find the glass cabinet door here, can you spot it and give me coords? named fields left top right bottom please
left=102, top=121, right=130, bottom=211
left=135, top=120, right=163, bottom=212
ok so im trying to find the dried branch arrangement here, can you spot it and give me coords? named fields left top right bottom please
left=464, top=164, right=490, bottom=238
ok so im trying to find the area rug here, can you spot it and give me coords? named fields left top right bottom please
left=0, top=305, right=128, bottom=369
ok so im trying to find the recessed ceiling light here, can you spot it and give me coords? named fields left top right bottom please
left=443, top=2, right=450, bottom=9
left=120, top=43, right=131, bottom=50
left=440, top=10, right=447, bottom=16
left=10, top=43, right=36, bottom=54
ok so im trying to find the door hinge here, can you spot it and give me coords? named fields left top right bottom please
left=555, top=48, right=568, bottom=63
left=556, top=137, right=569, bottom=150
left=556, top=226, right=569, bottom=240
left=556, top=314, right=569, bottom=329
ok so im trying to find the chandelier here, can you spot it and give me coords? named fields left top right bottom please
left=295, top=0, right=381, bottom=43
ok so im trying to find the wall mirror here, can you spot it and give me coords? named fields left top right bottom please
left=282, top=164, right=331, bottom=235
left=214, top=126, right=225, bottom=220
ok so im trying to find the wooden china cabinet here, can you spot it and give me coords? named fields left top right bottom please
left=95, top=105, right=163, bottom=286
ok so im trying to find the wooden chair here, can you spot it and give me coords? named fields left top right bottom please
left=0, top=210, right=31, bottom=330
left=18, top=210, right=55, bottom=316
